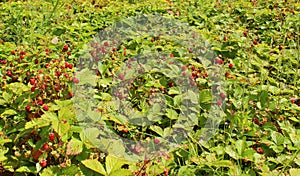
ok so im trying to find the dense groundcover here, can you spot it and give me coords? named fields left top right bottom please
left=0, top=0, right=299, bottom=175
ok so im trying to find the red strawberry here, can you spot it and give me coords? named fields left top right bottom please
left=49, top=132, right=55, bottom=141
left=229, top=63, right=233, bottom=69
left=223, top=36, right=227, bottom=41
left=243, top=31, right=248, bottom=37
left=72, top=77, right=79, bottom=83
left=43, top=104, right=49, bottom=111
left=29, top=78, right=36, bottom=85
left=253, top=40, right=258, bottom=45
left=43, top=143, right=49, bottom=150
left=154, top=138, right=160, bottom=144
left=20, top=51, right=26, bottom=55
left=62, top=45, right=68, bottom=52
left=11, top=50, right=16, bottom=55
left=40, top=159, right=47, bottom=167
left=26, top=105, right=31, bottom=112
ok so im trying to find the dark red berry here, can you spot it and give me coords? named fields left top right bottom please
left=29, top=78, right=36, bottom=85
left=43, top=104, right=49, bottom=111
left=11, top=50, right=16, bottom=55
left=40, top=159, right=47, bottom=167
left=243, top=31, right=247, bottom=37
left=253, top=118, right=260, bottom=125
left=223, top=36, right=227, bottom=41
left=49, top=133, right=55, bottom=141
left=20, top=51, right=26, bottom=55
left=26, top=105, right=31, bottom=112
left=229, top=63, right=234, bottom=69
left=43, top=143, right=49, bottom=150
left=257, top=147, right=264, bottom=154
left=253, top=40, right=258, bottom=45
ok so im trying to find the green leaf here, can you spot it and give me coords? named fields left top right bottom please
left=150, top=125, right=164, bottom=136
left=290, top=169, right=300, bottom=176
left=25, top=112, right=56, bottom=129
left=105, top=155, right=129, bottom=175
left=81, top=159, right=106, bottom=175
left=1, top=109, right=17, bottom=118
left=271, top=131, right=284, bottom=145
left=16, top=166, right=36, bottom=173
left=166, top=109, right=178, bottom=120
left=66, top=138, right=83, bottom=156
left=199, top=89, right=211, bottom=104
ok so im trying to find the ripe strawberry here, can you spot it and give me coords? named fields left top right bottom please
left=215, top=58, right=223, bottom=64
left=223, top=36, right=227, bottom=41
left=243, top=31, right=248, bottom=37
left=253, top=40, right=258, bottom=45
left=229, top=63, right=233, bottom=69
left=256, top=147, right=264, bottom=154
left=45, top=63, right=50, bottom=68
left=72, top=77, right=79, bottom=83
left=40, top=159, right=47, bottom=167
left=182, top=71, right=187, bottom=77
left=181, top=65, right=187, bottom=71
left=20, top=51, right=26, bottom=55
left=62, top=45, right=68, bottom=52
left=55, top=86, right=60, bottom=92
left=68, top=92, right=73, bottom=97
left=42, top=143, right=49, bottom=150
left=29, top=78, right=36, bottom=85
left=191, top=66, right=196, bottom=71
left=34, top=59, right=39, bottom=64
left=154, top=138, right=160, bottom=144
left=278, top=45, right=283, bottom=50
left=11, top=50, right=16, bottom=55
left=56, top=71, right=62, bottom=77
left=253, top=118, right=259, bottom=125
left=49, top=132, right=55, bottom=141
left=20, top=54, right=25, bottom=59
left=67, top=51, right=71, bottom=55
left=43, top=104, right=49, bottom=111
left=31, top=86, right=35, bottom=92
left=26, top=105, right=31, bottom=112
left=7, top=70, right=12, bottom=77
left=68, top=64, right=73, bottom=69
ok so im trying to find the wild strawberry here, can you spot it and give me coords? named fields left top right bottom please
left=55, top=86, right=60, bottom=92
left=40, top=159, right=47, bottom=167
left=191, top=66, right=196, bottom=71
left=41, top=85, right=46, bottom=90
left=20, top=55, right=25, bottom=59
left=118, top=74, right=125, bottom=80
left=181, top=65, right=187, bottom=71
left=215, top=58, right=223, bottom=64
left=220, top=93, right=226, bottom=99
left=29, top=78, right=36, bottom=85
left=43, top=143, right=49, bottom=150
left=223, top=36, right=227, bottom=41
left=11, top=50, right=16, bottom=55
left=49, top=132, right=55, bottom=141
left=67, top=51, right=71, bottom=55
left=45, top=63, right=50, bottom=68
left=31, top=86, right=35, bottom=92
left=68, top=92, right=73, bottom=97
left=68, top=64, right=73, bottom=69
left=253, top=40, right=258, bottom=45
left=34, top=59, right=39, bottom=64
left=7, top=70, right=12, bottom=77
left=243, top=31, right=248, bottom=37
left=62, top=45, right=68, bottom=52
left=160, top=87, right=165, bottom=92
left=256, top=147, right=264, bottom=154
left=26, top=105, right=31, bottom=112
left=170, top=53, right=174, bottom=58
left=182, top=71, right=187, bottom=77
left=20, top=51, right=26, bottom=55
left=229, top=63, right=233, bottom=69
left=43, top=104, right=49, bottom=111
left=154, top=138, right=160, bottom=144
left=56, top=71, right=62, bottom=77
left=72, top=77, right=79, bottom=83
left=253, top=118, right=260, bottom=125
left=278, top=45, right=283, bottom=50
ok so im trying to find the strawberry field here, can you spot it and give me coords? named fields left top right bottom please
left=0, top=0, right=299, bottom=175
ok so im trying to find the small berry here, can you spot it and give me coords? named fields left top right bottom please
left=253, top=40, right=258, bottom=45
left=257, top=147, right=264, bottom=154
left=20, top=51, right=26, bottom=55
left=278, top=45, right=283, bottom=50
left=11, top=50, right=16, bottom=55
left=217, top=100, right=223, bottom=106
left=56, top=71, right=62, bottom=77
left=118, top=74, right=125, bottom=80
left=43, top=143, right=49, bottom=150
left=72, top=77, right=79, bottom=83
left=29, top=78, right=36, bottom=85
left=40, top=159, right=47, bottom=167
left=49, top=133, right=55, bottom=141
left=253, top=118, right=260, bottom=125
left=215, top=58, right=223, bottom=64
left=229, top=63, right=233, bottom=69
left=220, top=93, right=226, bottom=99
left=154, top=138, right=160, bottom=144
left=26, top=105, right=31, bottom=112
left=62, top=45, right=68, bottom=52
left=223, top=36, right=227, bottom=41
left=20, top=55, right=25, bottom=59
left=43, top=104, right=49, bottom=111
